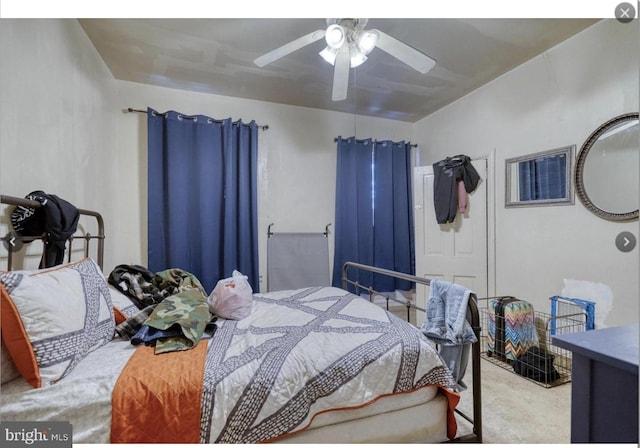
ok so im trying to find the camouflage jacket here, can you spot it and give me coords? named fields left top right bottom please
left=117, top=268, right=213, bottom=354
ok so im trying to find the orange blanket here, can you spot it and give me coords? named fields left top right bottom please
left=110, top=342, right=208, bottom=443
left=440, top=387, right=461, bottom=439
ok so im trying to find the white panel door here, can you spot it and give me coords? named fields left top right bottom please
left=413, top=159, right=488, bottom=323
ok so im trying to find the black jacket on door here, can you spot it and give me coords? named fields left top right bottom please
left=432, top=155, right=480, bottom=224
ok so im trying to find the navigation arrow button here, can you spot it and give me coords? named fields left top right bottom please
left=2, top=232, right=23, bottom=253
left=616, top=231, right=636, bottom=253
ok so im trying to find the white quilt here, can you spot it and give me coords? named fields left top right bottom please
left=0, top=286, right=457, bottom=443
left=202, top=286, right=457, bottom=443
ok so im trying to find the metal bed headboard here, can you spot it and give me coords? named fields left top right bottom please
left=342, top=261, right=482, bottom=443
left=1, top=194, right=105, bottom=271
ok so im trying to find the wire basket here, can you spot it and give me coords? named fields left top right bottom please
left=478, top=296, right=591, bottom=388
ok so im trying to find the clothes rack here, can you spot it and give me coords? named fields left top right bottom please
left=266, top=224, right=331, bottom=292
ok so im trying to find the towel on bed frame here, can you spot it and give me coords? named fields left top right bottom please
left=420, top=279, right=478, bottom=391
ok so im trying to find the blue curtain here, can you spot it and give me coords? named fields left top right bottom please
left=518, top=154, right=566, bottom=201
left=331, top=137, right=414, bottom=292
left=331, top=137, right=375, bottom=290
left=372, top=141, right=415, bottom=291
left=147, top=109, right=259, bottom=293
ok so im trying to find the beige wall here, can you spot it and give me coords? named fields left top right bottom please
left=414, top=19, right=639, bottom=327
left=0, top=19, right=120, bottom=270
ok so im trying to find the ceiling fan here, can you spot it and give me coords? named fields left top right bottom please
left=253, top=19, right=436, bottom=102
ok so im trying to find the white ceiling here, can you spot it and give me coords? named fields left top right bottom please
left=79, top=18, right=599, bottom=123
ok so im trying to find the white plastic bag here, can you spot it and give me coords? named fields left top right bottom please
left=208, top=270, right=253, bottom=320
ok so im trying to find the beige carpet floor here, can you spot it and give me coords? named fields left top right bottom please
left=454, top=357, right=572, bottom=444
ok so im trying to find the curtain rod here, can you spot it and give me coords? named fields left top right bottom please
left=333, top=137, right=417, bottom=148
left=127, top=108, right=269, bottom=130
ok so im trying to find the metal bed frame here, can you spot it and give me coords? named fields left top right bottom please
left=342, top=261, right=482, bottom=443
left=1, top=194, right=105, bottom=270
left=1, top=195, right=481, bottom=443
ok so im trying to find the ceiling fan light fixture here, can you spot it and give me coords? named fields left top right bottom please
left=325, top=24, right=346, bottom=49
left=356, top=30, right=378, bottom=55
left=349, top=45, right=367, bottom=68
left=254, top=18, right=437, bottom=103
left=319, top=46, right=338, bottom=65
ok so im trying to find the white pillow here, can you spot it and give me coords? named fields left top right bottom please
left=0, top=258, right=115, bottom=388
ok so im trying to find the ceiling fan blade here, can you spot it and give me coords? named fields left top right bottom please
left=373, top=30, right=436, bottom=74
left=254, top=29, right=325, bottom=67
left=332, top=46, right=350, bottom=101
